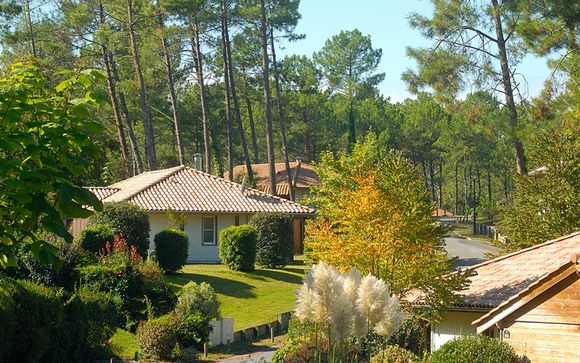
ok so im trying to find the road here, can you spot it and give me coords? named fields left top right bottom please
left=216, top=346, right=276, bottom=363
left=444, top=236, right=503, bottom=268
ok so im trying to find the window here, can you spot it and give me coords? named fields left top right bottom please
left=202, top=216, right=217, bottom=246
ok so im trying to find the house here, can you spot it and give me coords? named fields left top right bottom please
left=229, top=161, right=320, bottom=202
left=72, top=166, right=315, bottom=262
left=431, top=231, right=580, bottom=362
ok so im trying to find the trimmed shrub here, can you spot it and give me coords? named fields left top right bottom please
left=359, top=316, right=428, bottom=359
left=154, top=229, right=189, bottom=273
left=0, top=285, right=15, bottom=361
left=370, top=345, right=419, bottom=363
left=250, top=212, right=293, bottom=268
left=88, top=202, right=150, bottom=256
left=219, top=225, right=257, bottom=271
left=176, top=310, right=213, bottom=349
left=176, top=282, right=220, bottom=320
left=430, top=335, right=520, bottom=363
left=137, top=313, right=179, bottom=360
left=76, top=224, right=115, bottom=253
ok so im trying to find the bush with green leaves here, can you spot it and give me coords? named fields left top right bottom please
left=0, top=277, right=121, bottom=362
left=176, top=310, right=213, bottom=349
left=430, top=335, right=520, bottom=363
left=154, top=229, right=189, bottom=273
left=219, top=225, right=257, bottom=271
left=88, top=202, right=150, bottom=256
left=76, top=224, right=115, bottom=254
left=176, top=281, right=220, bottom=320
left=358, top=316, right=428, bottom=359
left=250, top=213, right=293, bottom=268
left=370, top=345, right=419, bottom=363
left=137, top=313, right=179, bottom=360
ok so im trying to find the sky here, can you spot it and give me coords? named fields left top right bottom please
left=279, top=0, right=553, bottom=103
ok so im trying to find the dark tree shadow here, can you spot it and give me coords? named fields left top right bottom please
left=166, top=273, right=256, bottom=299
left=252, top=269, right=304, bottom=284
left=454, top=257, right=485, bottom=268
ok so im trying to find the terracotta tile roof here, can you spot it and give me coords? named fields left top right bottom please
left=88, top=166, right=315, bottom=215
left=230, top=162, right=321, bottom=190
left=86, top=186, right=120, bottom=200
left=455, top=232, right=580, bottom=309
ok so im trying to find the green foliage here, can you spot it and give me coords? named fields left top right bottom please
left=0, top=277, right=119, bottom=362
left=137, top=313, right=179, bottom=360
left=76, top=224, right=115, bottom=254
left=306, top=135, right=468, bottom=321
left=154, top=229, right=189, bottom=273
left=430, top=335, right=520, bottom=363
left=370, top=345, right=419, bottom=363
left=0, top=63, right=104, bottom=268
left=219, top=225, right=257, bottom=271
left=176, top=281, right=220, bottom=320
left=358, top=316, right=428, bottom=359
left=500, top=126, right=580, bottom=250
left=250, top=213, right=293, bottom=268
left=176, top=310, right=212, bottom=349
left=89, top=202, right=151, bottom=257
left=287, top=315, right=316, bottom=341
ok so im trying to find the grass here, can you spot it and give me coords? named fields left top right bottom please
left=108, top=328, right=140, bottom=360
left=447, top=222, right=494, bottom=243
left=165, top=259, right=308, bottom=331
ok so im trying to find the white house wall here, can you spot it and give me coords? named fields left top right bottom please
left=431, top=311, right=485, bottom=351
left=147, top=212, right=251, bottom=263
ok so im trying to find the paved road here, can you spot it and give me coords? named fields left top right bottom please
left=444, top=236, right=502, bottom=268
left=217, top=347, right=276, bottom=363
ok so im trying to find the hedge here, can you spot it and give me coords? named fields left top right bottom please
left=251, top=213, right=293, bottom=268
left=76, top=224, right=115, bottom=254
left=154, top=229, right=189, bottom=273
left=219, top=225, right=257, bottom=271
left=430, top=335, right=520, bottom=363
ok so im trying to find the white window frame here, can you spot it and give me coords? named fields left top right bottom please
left=201, top=215, right=217, bottom=246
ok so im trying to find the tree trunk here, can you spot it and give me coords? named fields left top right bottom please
left=244, top=89, right=259, bottom=163
left=222, top=2, right=254, bottom=183
left=348, top=101, right=356, bottom=148
left=487, top=170, right=492, bottom=202
left=270, top=27, right=294, bottom=200
left=429, top=158, right=436, bottom=203
left=259, top=0, right=277, bottom=196
left=157, top=5, right=185, bottom=165
left=490, top=0, right=527, bottom=174
left=454, top=159, right=459, bottom=215
left=127, top=0, right=156, bottom=170
left=110, top=53, right=142, bottom=174
left=221, top=22, right=234, bottom=181
left=438, top=157, right=443, bottom=208
left=463, top=162, right=469, bottom=215
left=24, top=0, right=36, bottom=57
left=302, top=110, right=313, bottom=162
left=190, top=17, right=212, bottom=174
left=99, top=3, right=129, bottom=177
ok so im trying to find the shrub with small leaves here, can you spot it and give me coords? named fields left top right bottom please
left=219, top=225, right=257, bottom=271
left=430, top=335, right=520, bottom=363
left=176, top=310, right=212, bottom=349
left=176, top=282, right=220, bottom=320
left=251, top=213, right=293, bottom=268
left=154, top=229, right=189, bottom=273
left=137, top=313, right=179, bottom=360
left=76, top=224, right=114, bottom=254
left=370, top=345, right=419, bottom=363
left=88, top=202, right=151, bottom=256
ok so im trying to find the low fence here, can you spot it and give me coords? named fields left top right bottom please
left=208, top=311, right=292, bottom=347
left=439, top=215, right=510, bottom=245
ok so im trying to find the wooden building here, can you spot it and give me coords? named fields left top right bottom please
left=430, top=232, right=580, bottom=362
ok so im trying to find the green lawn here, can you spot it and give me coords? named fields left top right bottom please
left=165, top=260, right=308, bottom=331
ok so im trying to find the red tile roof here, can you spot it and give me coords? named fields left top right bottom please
left=88, top=166, right=315, bottom=215
left=455, top=232, right=580, bottom=309
left=230, top=162, right=321, bottom=191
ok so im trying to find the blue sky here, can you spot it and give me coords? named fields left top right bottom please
left=279, top=0, right=552, bottom=102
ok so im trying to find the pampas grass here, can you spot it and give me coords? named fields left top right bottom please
left=295, top=263, right=404, bottom=360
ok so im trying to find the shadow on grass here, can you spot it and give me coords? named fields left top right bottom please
left=252, top=269, right=303, bottom=284
left=166, top=273, right=256, bottom=299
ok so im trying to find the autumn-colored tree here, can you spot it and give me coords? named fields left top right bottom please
left=305, top=135, right=468, bottom=319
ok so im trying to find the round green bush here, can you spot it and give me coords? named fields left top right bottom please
left=431, top=335, right=520, bottom=363
left=250, top=213, right=293, bottom=268
left=88, top=202, right=151, bottom=257
left=154, top=229, right=189, bottom=273
left=137, top=313, right=179, bottom=360
left=219, top=225, right=257, bottom=271
left=176, top=310, right=212, bottom=349
left=76, top=224, right=115, bottom=253
left=371, top=345, right=418, bottom=363
left=176, top=281, right=220, bottom=320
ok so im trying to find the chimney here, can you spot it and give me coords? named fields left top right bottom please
left=193, top=153, right=203, bottom=171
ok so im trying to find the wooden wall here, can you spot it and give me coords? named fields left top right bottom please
left=501, top=273, right=580, bottom=362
